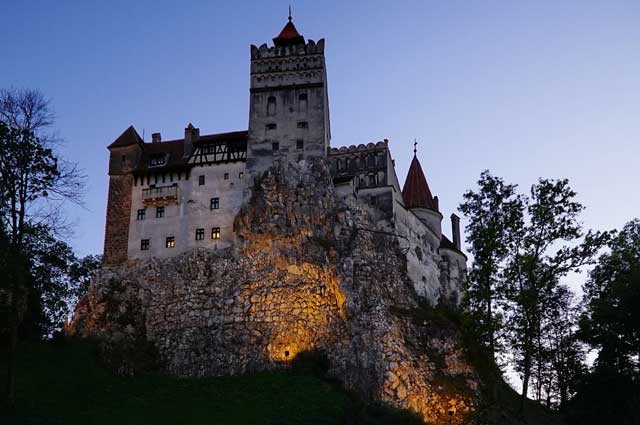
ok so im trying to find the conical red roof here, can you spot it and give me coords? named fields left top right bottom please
left=402, top=155, right=438, bottom=211
left=273, top=18, right=305, bottom=47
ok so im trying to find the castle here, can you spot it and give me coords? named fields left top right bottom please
left=102, top=16, right=466, bottom=304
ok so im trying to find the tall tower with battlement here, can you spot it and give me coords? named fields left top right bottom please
left=246, top=15, right=331, bottom=181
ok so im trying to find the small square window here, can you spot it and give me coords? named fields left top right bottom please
left=239, top=172, right=244, bottom=179
left=140, top=239, right=150, bottom=251
left=272, top=142, right=279, bottom=151
left=297, top=121, right=308, bottom=129
left=296, top=139, right=304, bottom=150
left=266, top=123, right=277, bottom=130
left=211, top=227, right=221, bottom=240
left=165, top=236, right=175, bottom=248
left=224, top=173, right=229, bottom=180
left=198, top=175, right=205, bottom=186
left=195, top=228, right=204, bottom=241
left=156, top=206, right=165, bottom=218
left=137, top=209, right=146, bottom=220
left=210, top=197, right=219, bottom=210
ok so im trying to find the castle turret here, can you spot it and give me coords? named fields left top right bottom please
left=104, top=125, right=143, bottom=265
left=401, top=148, right=442, bottom=238
left=246, top=14, right=331, bottom=182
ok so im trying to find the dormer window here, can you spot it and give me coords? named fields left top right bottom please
left=149, top=154, right=166, bottom=167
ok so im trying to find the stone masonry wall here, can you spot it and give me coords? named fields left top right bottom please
left=71, top=158, right=479, bottom=424
left=103, top=174, right=133, bottom=266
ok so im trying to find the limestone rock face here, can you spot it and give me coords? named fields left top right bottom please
left=69, top=158, right=479, bottom=424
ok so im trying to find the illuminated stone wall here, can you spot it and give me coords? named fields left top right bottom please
left=70, top=158, right=479, bottom=424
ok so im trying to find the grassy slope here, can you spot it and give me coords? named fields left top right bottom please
left=0, top=341, right=422, bottom=425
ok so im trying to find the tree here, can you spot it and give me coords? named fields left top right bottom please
left=501, top=178, right=609, bottom=411
left=0, top=88, right=85, bottom=405
left=459, top=170, right=524, bottom=361
left=580, top=219, right=640, bottom=375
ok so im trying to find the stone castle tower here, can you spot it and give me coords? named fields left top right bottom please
left=246, top=15, right=331, bottom=178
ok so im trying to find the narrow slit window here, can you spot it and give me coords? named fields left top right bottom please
left=267, top=96, right=276, bottom=116
left=239, top=172, right=244, bottom=179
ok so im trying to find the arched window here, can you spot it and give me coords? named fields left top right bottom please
left=298, top=93, right=308, bottom=113
left=337, top=159, right=343, bottom=171
left=267, top=96, right=276, bottom=116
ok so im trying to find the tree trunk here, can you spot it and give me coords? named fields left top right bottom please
left=6, top=308, right=18, bottom=406
left=520, top=347, right=531, bottom=413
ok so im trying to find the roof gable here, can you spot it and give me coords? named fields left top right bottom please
left=108, top=125, right=143, bottom=149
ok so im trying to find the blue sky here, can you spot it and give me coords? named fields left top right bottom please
left=2, top=0, right=639, bottom=262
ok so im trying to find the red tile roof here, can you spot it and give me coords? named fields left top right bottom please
left=402, top=155, right=438, bottom=211
left=273, top=18, right=305, bottom=47
left=108, top=125, right=143, bottom=149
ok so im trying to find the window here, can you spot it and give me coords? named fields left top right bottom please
left=298, top=93, right=308, bottom=113
left=266, top=123, right=277, bottom=130
left=297, top=154, right=304, bottom=161
left=195, top=228, right=204, bottom=241
left=137, top=209, right=146, bottom=220
left=210, top=197, right=219, bottom=210
left=239, top=172, right=244, bottom=179
left=297, top=121, right=308, bottom=129
left=267, top=96, right=276, bottom=116
left=368, top=174, right=377, bottom=186
left=198, top=175, right=205, bottom=186
left=370, top=195, right=377, bottom=206
left=149, top=154, right=166, bottom=167
left=337, top=159, right=343, bottom=171
left=165, top=236, right=175, bottom=248
left=156, top=206, right=164, bottom=218
left=272, top=142, right=279, bottom=151
left=140, top=239, right=150, bottom=251
left=211, top=227, right=221, bottom=240
left=296, top=139, right=304, bottom=150
left=121, top=155, right=126, bottom=163
left=224, top=173, right=229, bottom=180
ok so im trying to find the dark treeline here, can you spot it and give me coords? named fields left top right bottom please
left=0, top=88, right=101, bottom=406
left=460, top=170, right=640, bottom=424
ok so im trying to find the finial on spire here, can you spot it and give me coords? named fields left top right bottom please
left=288, top=5, right=292, bottom=22
left=413, top=139, right=418, bottom=156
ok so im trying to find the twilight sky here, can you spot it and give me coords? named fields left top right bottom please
left=2, top=0, right=639, bottom=264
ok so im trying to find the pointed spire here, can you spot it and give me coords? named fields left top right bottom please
left=402, top=147, right=438, bottom=211
left=273, top=10, right=305, bottom=47
left=413, top=139, right=418, bottom=156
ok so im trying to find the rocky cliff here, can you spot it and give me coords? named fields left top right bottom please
left=69, top=158, right=480, bottom=424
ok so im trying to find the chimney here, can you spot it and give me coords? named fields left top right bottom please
left=184, top=123, right=199, bottom=157
left=151, top=132, right=161, bottom=143
left=451, top=213, right=461, bottom=250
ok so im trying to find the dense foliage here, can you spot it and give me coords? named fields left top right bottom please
left=460, top=170, right=639, bottom=423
